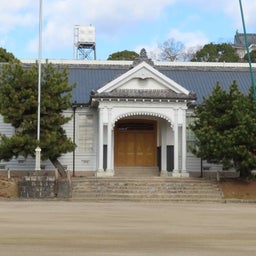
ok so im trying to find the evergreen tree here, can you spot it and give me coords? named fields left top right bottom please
left=0, top=61, right=76, bottom=176
left=107, top=50, right=139, bottom=60
left=0, top=47, right=16, bottom=62
left=192, top=43, right=240, bottom=62
left=190, top=82, right=256, bottom=177
left=244, top=50, right=256, bottom=63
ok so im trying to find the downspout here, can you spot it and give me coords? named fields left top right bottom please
left=72, top=102, right=77, bottom=177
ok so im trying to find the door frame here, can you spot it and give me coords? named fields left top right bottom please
left=114, top=119, right=157, bottom=167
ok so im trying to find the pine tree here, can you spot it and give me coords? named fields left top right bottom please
left=190, top=81, right=256, bottom=177
left=0, top=47, right=16, bottom=62
left=0, top=61, right=76, bottom=176
left=191, top=43, right=240, bottom=62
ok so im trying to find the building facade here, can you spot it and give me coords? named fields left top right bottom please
left=234, top=31, right=256, bottom=59
left=0, top=50, right=255, bottom=177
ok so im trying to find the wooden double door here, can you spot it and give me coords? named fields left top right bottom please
left=114, top=120, right=157, bottom=167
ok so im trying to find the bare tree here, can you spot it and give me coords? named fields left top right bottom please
left=180, top=46, right=202, bottom=61
left=159, top=38, right=185, bottom=61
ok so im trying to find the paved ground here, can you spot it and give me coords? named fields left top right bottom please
left=0, top=201, right=256, bottom=256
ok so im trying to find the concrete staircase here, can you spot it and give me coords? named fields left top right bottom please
left=71, top=177, right=224, bottom=202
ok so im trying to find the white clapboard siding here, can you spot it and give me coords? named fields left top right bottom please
left=0, top=115, right=14, bottom=137
left=187, top=154, right=201, bottom=172
left=58, top=107, right=98, bottom=172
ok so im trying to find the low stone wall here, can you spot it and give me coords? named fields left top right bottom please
left=18, top=173, right=71, bottom=199
left=18, top=175, right=56, bottom=198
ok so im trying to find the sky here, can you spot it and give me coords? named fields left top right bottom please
left=0, top=0, right=255, bottom=61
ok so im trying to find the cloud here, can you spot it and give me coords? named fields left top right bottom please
left=25, top=0, right=177, bottom=55
left=225, top=0, right=256, bottom=31
left=1, top=0, right=254, bottom=59
left=0, top=0, right=37, bottom=33
left=136, top=29, right=209, bottom=61
left=180, top=0, right=256, bottom=31
left=167, top=29, right=209, bottom=49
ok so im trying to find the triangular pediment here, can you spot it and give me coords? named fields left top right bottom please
left=96, top=62, right=190, bottom=96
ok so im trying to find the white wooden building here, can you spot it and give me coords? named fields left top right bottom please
left=0, top=50, right=255, bottom=177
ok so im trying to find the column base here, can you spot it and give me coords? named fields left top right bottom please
left=160, top=170, right=169, bottom=177
left=172, top=170, right=182, bottom=178
left=95, top=169, right=114, bottom=177
left=171, top=170, right=190, bottom=178
left=181, top=170, right=189, bottom=177
left=95, top=169, right=104, bottom=177
left=106, top=169, right=114, bottom=176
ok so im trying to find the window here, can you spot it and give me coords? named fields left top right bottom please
left=117, top=122, right=154, bottom=131
left=186, top=116, right=196, bottom=153
left=78, top=114, right=94, bottom=153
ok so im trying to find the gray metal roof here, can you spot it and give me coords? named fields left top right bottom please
left=68, top=63, right=255, bottom=105
left=234, top=32, right=256, bottom=47
left=68, top=66, right=128, bottom=104
left=160, top=68, right=254, bottom=104
left=2, top=60, right=254, bottom=105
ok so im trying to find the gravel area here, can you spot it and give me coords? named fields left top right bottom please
left=0, top=201, right=255, bottom=256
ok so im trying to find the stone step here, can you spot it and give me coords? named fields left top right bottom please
left=72, top=188, right=221, bottom=194
left=71, top=177, right=223, bottom=202
left=72, top=177, right=212, bottom=182
left=73, top=193, right=222, bottom=199
left=73, top=188, right=220, bottom=194
left=74, top=187, right=219, bottom=191
left=71, top=196, right=223, bottom=203
left=73, top=181, right=219, bottom=189
left=73, top=180, right=220, bottom=188
left=114, top=168, right=160, bottom=177
left=72, top=183, right=218, bottom=189
left=73, top=182, right=219, bottom=187
left=72, top=189, right=222, bottom=197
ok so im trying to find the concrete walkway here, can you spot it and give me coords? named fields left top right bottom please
left=0, top=201, right=255, bottom=256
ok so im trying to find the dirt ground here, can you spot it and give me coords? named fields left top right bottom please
left=220, top=180, right=256, bottom=199
left=0, top=201, right=256, bottom=256
left=0, top=177, right=18, bottom=198
left=1, top=177, right=256, bottom=255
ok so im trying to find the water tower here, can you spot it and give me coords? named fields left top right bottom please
left=73, top=25, right=96, bottom=60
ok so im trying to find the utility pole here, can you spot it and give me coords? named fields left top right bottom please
left=35, top=0, right=42, bottom=171
left=239, top=0, right=256, bottom=101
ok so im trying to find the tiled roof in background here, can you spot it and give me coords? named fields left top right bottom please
left=234, top=33, right=256, bottom=47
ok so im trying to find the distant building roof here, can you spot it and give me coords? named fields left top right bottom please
left=234, top=32, right=256, bottom=47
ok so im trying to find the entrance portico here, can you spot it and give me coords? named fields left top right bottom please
left=94, top=104, right=189, bottom=177
left=90, top=52, right=196, bottom=177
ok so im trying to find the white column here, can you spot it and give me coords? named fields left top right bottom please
left=111, top=128, right=114, bottom=171
left=106, top=108, right=114, bottom=175
left=173, top=108, right=180, bottom=177
left=160, top=121, right=168, bottom=176
left=181, top=109, right=189, bottom=177
left=97, top=108, right=104, bottom=174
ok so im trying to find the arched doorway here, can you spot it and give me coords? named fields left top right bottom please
left=114, top=119, right=157, bottom=167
